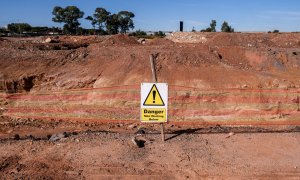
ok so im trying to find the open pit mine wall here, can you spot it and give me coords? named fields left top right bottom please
left=0, top=33, right=300, bottom=125
left=1, top=85, right=300, bottom=125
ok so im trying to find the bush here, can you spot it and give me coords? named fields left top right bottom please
left=221, top=21, right=234, bottom=33
left=130, top=30, right=165, bottom=39
left=7, top=23, right=32, bottom=33
left=154, top=31, right=165, bottom=37
left=129, top=30, right=148, bottom=38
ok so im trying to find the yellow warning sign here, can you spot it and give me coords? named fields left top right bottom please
left=141, top=108, right=166, bottom=122
left=143, top=84, right=165, bottom=106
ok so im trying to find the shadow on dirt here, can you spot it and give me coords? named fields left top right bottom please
left=165, top=128, right=202, bottom=141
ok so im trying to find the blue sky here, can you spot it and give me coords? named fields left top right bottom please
left=1, top=0, right=300, bottom=32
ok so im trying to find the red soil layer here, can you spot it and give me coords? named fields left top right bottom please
left=0, top=33, right=300, bottom=125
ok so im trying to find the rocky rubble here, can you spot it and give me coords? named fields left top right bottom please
left=166, top=32, right=209, bottom=43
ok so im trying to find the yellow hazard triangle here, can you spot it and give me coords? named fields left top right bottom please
left=143, top=84, right=165, bottom=106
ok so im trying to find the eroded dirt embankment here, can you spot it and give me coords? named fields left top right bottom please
left=0, top=33, right=300, bottom=124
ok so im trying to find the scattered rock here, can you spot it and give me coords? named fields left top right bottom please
left=138, top=38, right=146, bottom=44
left=226, top=132, right=235, bottom=138
left=49, top=132, right=68, bottom=142
left=135, top=129, right=146, bottom=136
left=117, top=124, right=124, bottom=128
left=241, top=84, right=248, bottom=89
left=166, top=32, right=207, bottom=43
left=27, top=134, right=35, bottom=140
left=13, top=134, right=20, bottom=140
left=128, top=124, right=137, bottom=129
left=44, top=37, right=59, bottom=43
left=6, top=129, right=13, bottom=134
left=131, top=137, right=146, bottom=148
left=44, top=38, right=53, bottom=43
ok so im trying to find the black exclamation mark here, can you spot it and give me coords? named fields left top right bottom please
left=153, top=90, right=156, bottom=104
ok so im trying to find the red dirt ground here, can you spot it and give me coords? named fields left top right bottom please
left=0, top=33, right=300, bottom=179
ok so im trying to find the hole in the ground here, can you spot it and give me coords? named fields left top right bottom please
left=218, top=53, right=223, bottom=59
left=13, top=81, right=18, bottom=93
left=23, top=76, right=36, bottom=92
left=292, top=52, right=297, bottom=55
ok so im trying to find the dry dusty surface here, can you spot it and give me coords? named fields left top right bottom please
left=0, top=32, right=300, bottom=179
left=0, top=125, right=299, bottom=179
left=0, top=116, right=300, bottom=179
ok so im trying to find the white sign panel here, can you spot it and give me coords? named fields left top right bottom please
left=140, top=83, right=168, bottom=123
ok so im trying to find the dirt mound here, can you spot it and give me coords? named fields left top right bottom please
left=0, top=33, right=300, bottom=127
left=205, top=33, right=271, bottom=47
left=148, top=38, right=175, bottom=46
left=102, top=34, right=140, bottom=46
left=56, top=35, right=109, bottom=44
left=166, top=32, right=209, bottom=43
left=270, top=33, right=300, bottom=48
left=167, top=32, right=300, bottom=49
left=206, top=33, right=244, bottom=46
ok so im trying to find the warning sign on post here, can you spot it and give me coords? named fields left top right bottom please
left=141, top=83, right=168, bottom=123
left=143, top=84, right=165, bottom=106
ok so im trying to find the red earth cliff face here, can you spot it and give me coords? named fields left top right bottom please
left=0, top=33, right=300, bottom=125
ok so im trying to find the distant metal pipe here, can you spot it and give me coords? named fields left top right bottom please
left=180, top=21, right=183, bottom=32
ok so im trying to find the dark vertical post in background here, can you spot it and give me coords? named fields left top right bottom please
left=180, top=21, right=184, bottom=32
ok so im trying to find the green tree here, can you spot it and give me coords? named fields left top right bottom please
left=118, top=11, right=135, bottom=33
left=86, top=8, right=110, bottom=31
left=86, top=8, right=135, bottom=35
left=106, top=14, right=120, bottom=34
left=135, top=29, right=147, bottom=36
left=7, top=23, right=32, bottom=34
left=154, top=31, right=165, bottom=37
left=201, top=20, right=217, bottom=32
left=210, top=20, right=217, bottom=32
left=201, top=28, right=211, bottom=32
left=221, top=21, right=234, bottom=32
left=85, top=16, right=96, bottom=29
left=131, top=29, right=147, bottom=36
left=0, top=27, right=7, bottom=36
left=0, top=27, right=5, bottom=33
left=52, top=6, right=84, bottom=34
left=192, top=26, right=196, bottom=32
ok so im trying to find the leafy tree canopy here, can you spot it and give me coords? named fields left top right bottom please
left=86, top=8, right=110, bottom=31
left=7, top=23, right=32, bottom=33
left=118, top=11, right=135, bottom=33
left=86, top=8, right=135, bottom=35
left=106, top=14, right=120, bottom=34
left=201, top=20, right=217, bottom=32
left=210, top=20, right=217, bottom=32
left=52, top=6, right=84, bottom=34
left=221, top=21, right=234, bottom=32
